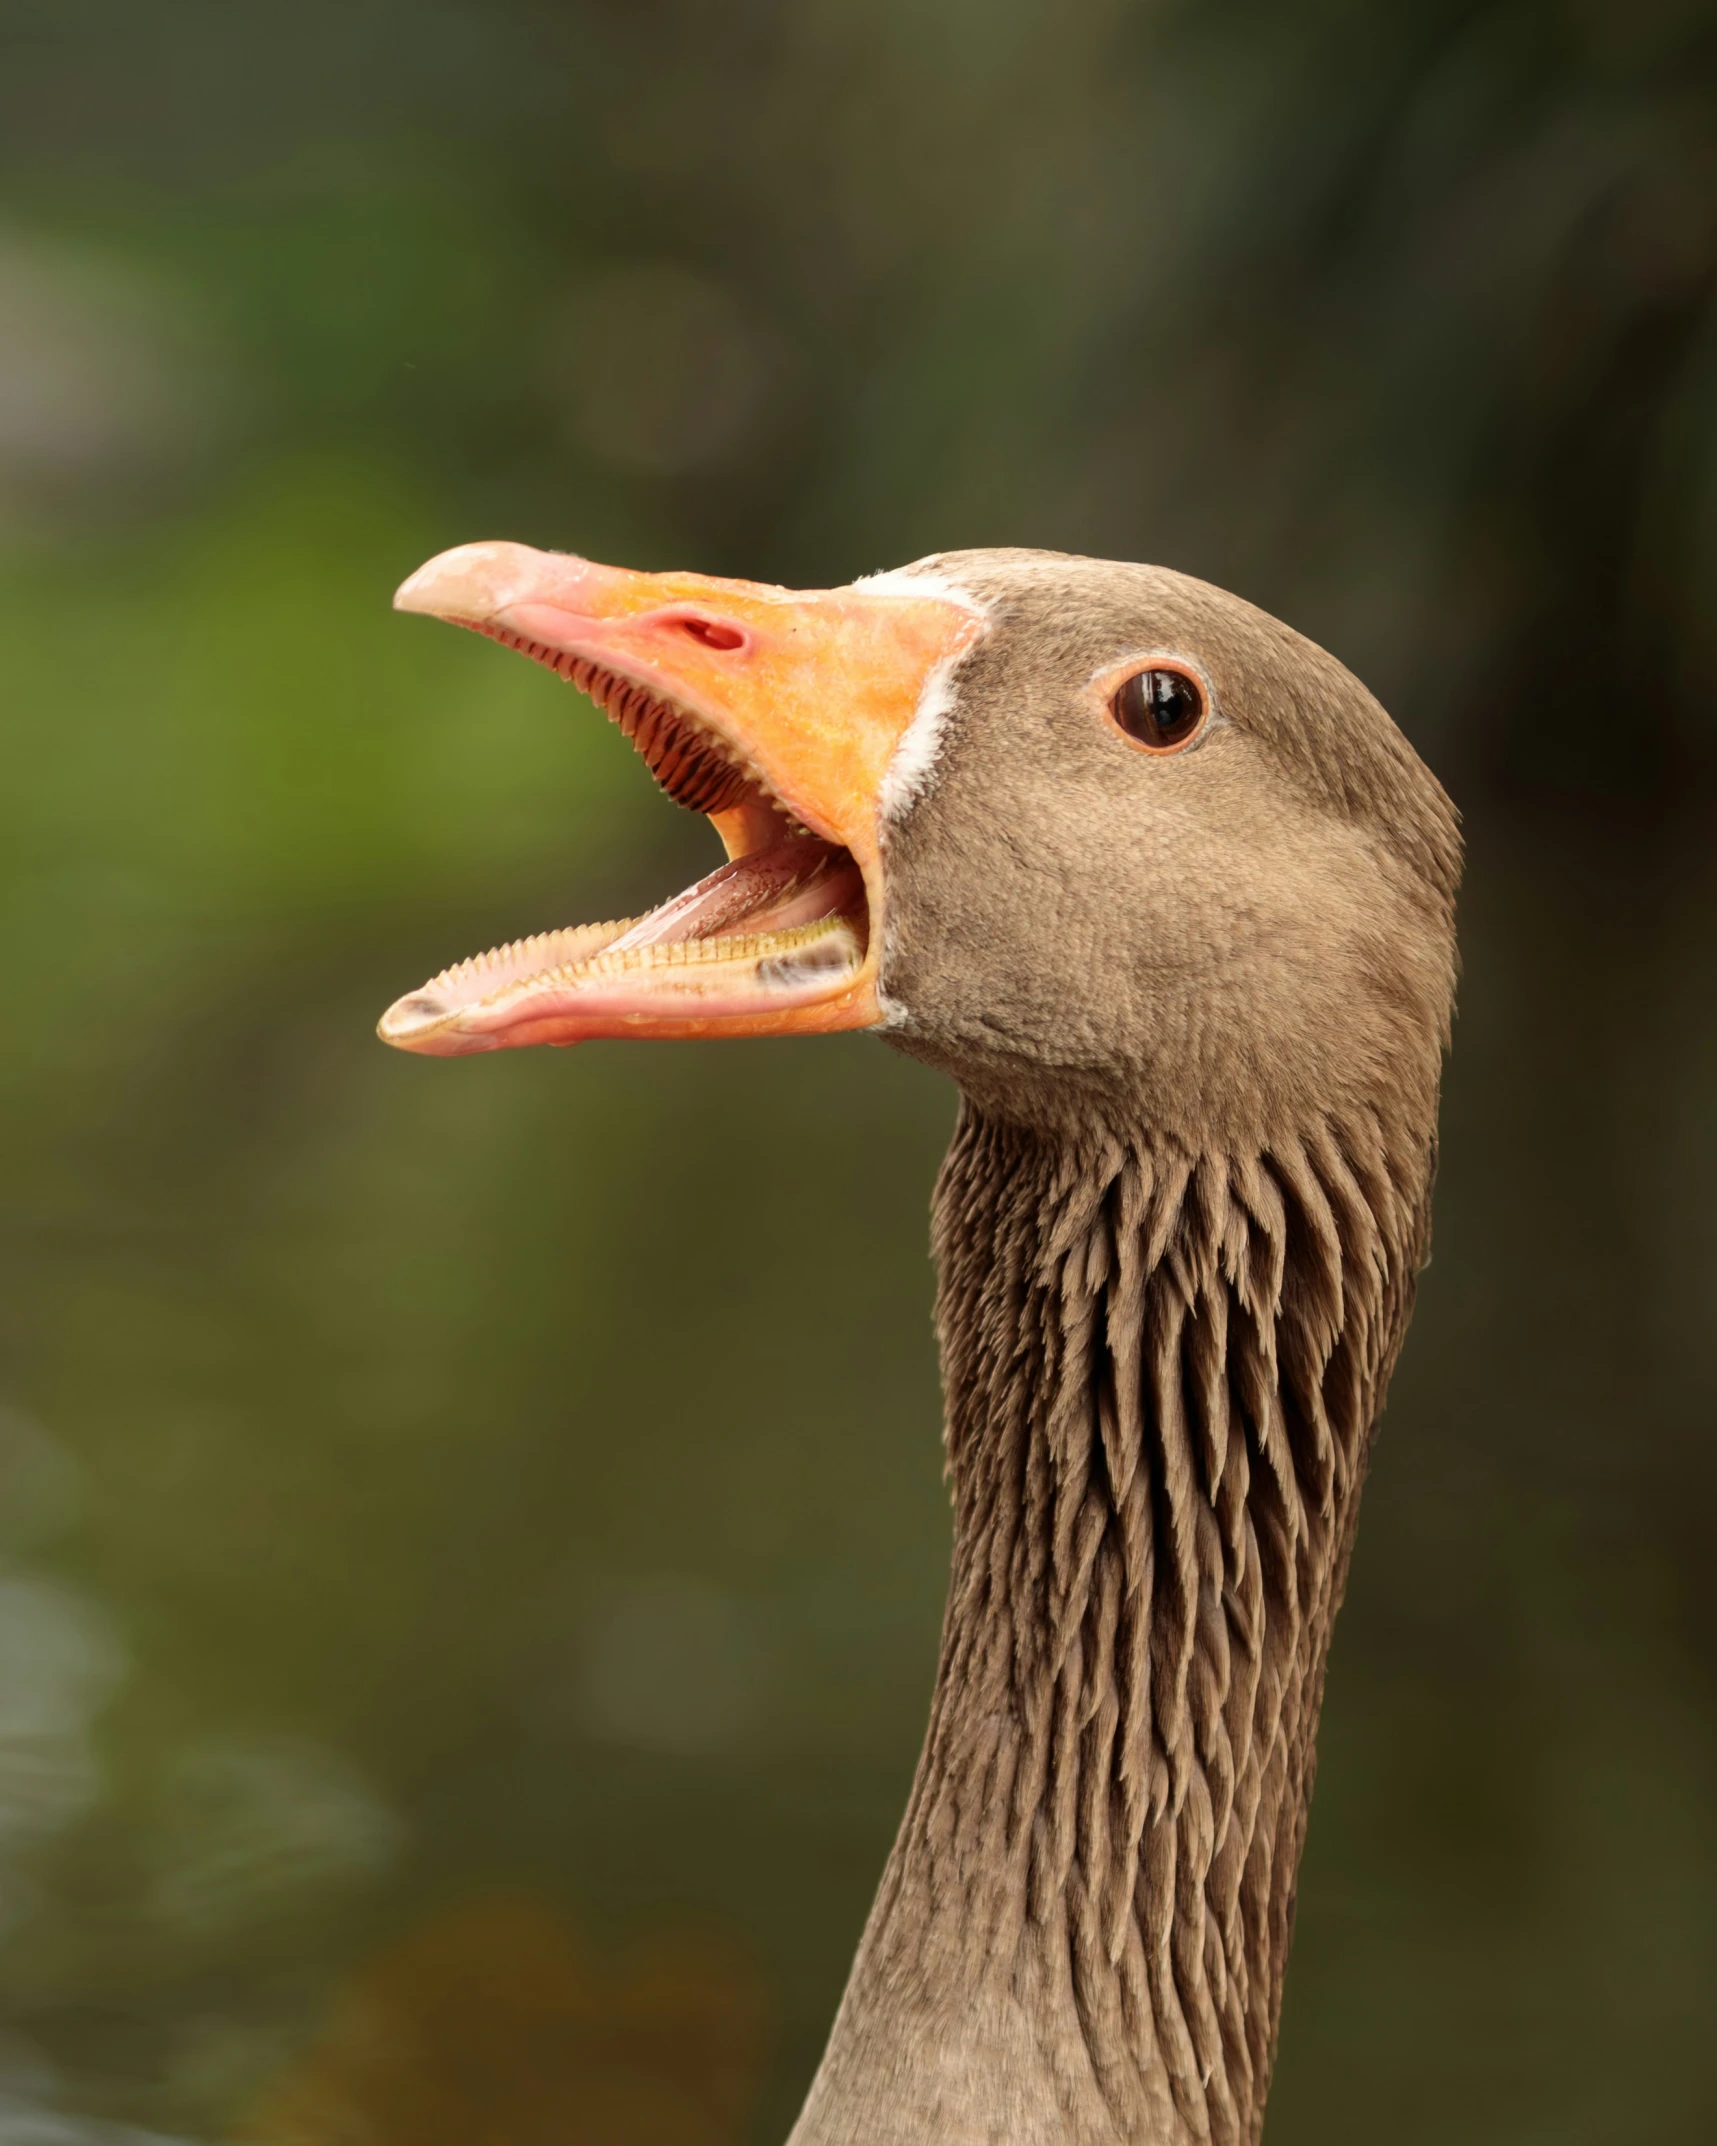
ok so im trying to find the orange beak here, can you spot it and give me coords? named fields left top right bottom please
left=377, top=543, right=982, bottom=1053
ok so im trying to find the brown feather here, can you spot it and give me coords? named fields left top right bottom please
left=791, top=550, right=1457, bottom=2146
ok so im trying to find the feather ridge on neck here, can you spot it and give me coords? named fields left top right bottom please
left=823, top=1100, right=1434, bottom=2146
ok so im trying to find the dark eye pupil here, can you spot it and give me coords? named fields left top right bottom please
left=1111, top=668, right=1204, bottom=749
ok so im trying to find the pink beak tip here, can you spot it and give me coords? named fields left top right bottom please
left=393, top=540, right=563, bottom=621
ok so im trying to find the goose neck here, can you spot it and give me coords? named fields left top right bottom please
left=791, top=1104, right=1432, bottom=2146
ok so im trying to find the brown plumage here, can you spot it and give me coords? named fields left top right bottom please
left=382, top=541, right=1460, bottom=2144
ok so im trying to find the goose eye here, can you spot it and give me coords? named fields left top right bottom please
left=1110, top=667, right=1206, bottom=753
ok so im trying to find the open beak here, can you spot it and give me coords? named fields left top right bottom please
left=376, top=543, right=981, bottom=1055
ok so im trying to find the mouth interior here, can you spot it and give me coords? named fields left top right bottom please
left=378, top=624, right=869, bottom=1051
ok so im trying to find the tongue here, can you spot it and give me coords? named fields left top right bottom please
left=609, top=832, right=863, bottom=954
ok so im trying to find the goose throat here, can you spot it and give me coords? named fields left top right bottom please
left=792, top=1104, right=1434, bottom=2146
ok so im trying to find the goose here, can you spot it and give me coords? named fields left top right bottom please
left=378, top=541, right=1460, bottom=2146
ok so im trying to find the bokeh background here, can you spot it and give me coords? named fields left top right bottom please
left=1, top=2, right=1715, bottom=2140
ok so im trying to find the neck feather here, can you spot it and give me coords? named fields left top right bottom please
left=792, top=1102, right=1434, bottom=2146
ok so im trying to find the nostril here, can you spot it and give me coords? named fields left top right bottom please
left=678, top=617, right=745, bottom=651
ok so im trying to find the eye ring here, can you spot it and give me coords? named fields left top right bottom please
left=1107, top=664, right=1208, bottom=755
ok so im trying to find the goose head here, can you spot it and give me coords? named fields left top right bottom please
left=379, top=542, right=1456, bottom=1153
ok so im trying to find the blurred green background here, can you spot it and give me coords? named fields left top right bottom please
left=1, top=2, right=1715, bottom=2141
